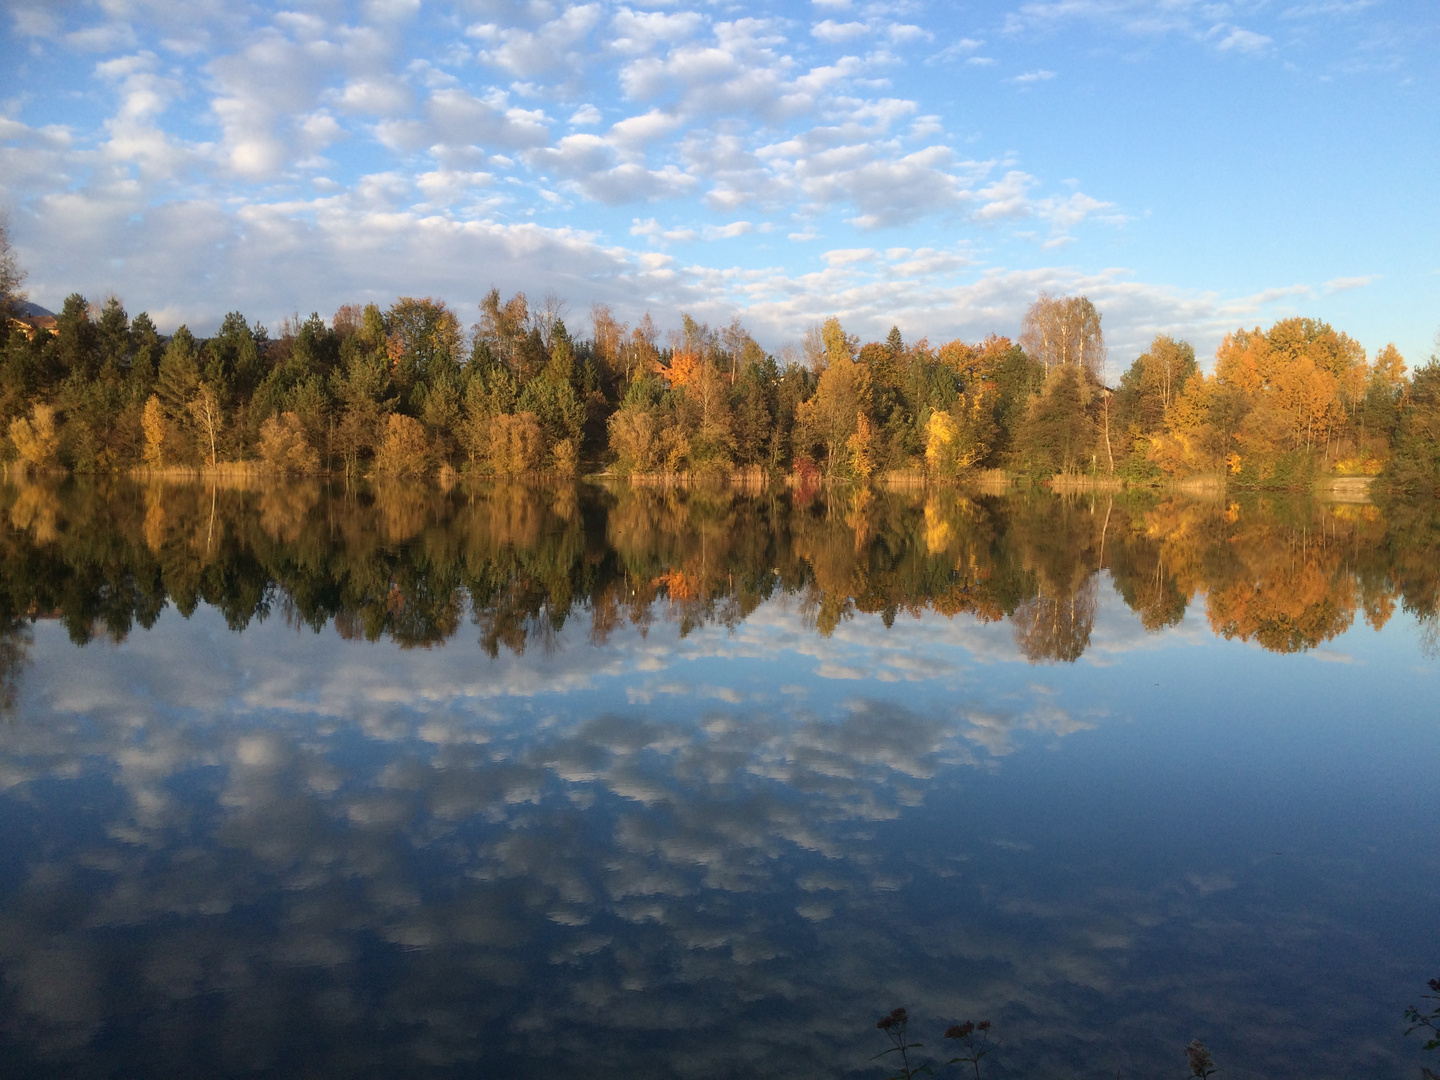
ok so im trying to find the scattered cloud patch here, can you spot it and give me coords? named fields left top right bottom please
left=812, top=20, right=869, bottom=43
left=1323, top=275, right=1375, bottom=293
left=1215, top=27, right=1274, bottom=54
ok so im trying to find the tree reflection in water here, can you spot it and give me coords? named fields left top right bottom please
left=0, top=477, right=1437, bottom=667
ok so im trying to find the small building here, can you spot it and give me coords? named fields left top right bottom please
left=8, top=301, right=55, bottom=340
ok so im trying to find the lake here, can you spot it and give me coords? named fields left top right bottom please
left=0, top=478, right=1436, bottom=1079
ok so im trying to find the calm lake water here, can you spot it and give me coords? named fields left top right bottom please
left=0, top=479, right=1436, bottom=1080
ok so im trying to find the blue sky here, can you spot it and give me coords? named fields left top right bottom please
left=2, top=0, right=1436, bottom=366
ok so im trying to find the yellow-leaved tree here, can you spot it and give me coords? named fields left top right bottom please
left=258, top=412, right=320, bottom=474
left=9, top=404, right=59, bottom=470
left=925, top=392, right=996, bottom=477
left=486, top=413, right=544, bottom=476
left=797, top=316, right=868, bottom=476
left=846, top=413, right=877, bottom=479
left=373, top=413, right=432, bottom=478
left=607, top=407, right=658, bottom=475
left=141, top=395, right=166, bottom=468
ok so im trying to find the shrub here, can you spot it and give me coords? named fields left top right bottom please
left=485, top=412, right=542, bottom=476
left=373, top=413, right=431, bottom=477
left=9, top=404, right=59, bottom=470
left=258, top=411, right=320, bottom=474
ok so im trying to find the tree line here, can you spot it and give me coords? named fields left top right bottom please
left=3, top=282, right=1438, bottom=494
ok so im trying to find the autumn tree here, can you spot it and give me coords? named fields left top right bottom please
left=141, top=395, right=166, bottom=467
left=9, top=403, right=58, bottom=469
left=486, top=412, right=544, bottom=475
left=1210, top=317, right=1367, bottom=480
left=925, top=388, right=997, bottom=477
left=1115, top=335, right=1197, bottom=435
left=387, top=297, right=461, bottom=403
left=796, top=317, right=868, bottom=477
left=373, top=413, right=432, bottom=477
left=188, top=382, right=223, bottom=466
left=258, top=412, right=320, bottom=473
left=331, top=307, right=393, bottom=475
left=1019, top=293, right=1105, bottom=378
left=476, top=289, right=538, bottom=381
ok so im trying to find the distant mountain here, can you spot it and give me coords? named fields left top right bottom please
left=15, top=300, right=54, bottom=318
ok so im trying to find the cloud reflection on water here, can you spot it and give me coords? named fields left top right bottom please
left=0, top=482, right=1437, bottom=1078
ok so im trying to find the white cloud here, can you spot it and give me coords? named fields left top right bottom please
left=930, top=37, right=983, bottom=63
left=607, top=109, right=683, bottom=149
left=331, top=77, right=413, bottom=117
left=811, top=20, right=869, bottom=43
left=703, top=220, right=753, bottom=239
left=886, top=24, right=932, bottom=45
left=1, top=0, right=1422, bottom=367
left=386, top=88, right=551, bottom=153
left=415, top=168, right=494, bottom=204
left=66, top=21, right=139, bottom=52
left=1216, top=27, right=1274, bottom=54
left=207, top=28, right=339, bottom=178
left=822, top=247, right=880, bottom=267
left=362, top=0, right=421, bottom=22
left=972, top=170, right=1037, bottom=221
left=1323, top=275, right=1375, bottom=293
left=608, top=7, right=705, bottom=54
left=469, top=4, right=603, bottom=78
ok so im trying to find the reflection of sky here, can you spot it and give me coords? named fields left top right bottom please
left=1, top=581, right=1438, bottom=1079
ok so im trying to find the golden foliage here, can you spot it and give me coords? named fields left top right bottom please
left=925, top=409, right=958, bottom=474
left=847, top=413, right=877, bottom=479
left=552, top=436, right=579, bottom=475
left=9, top=404, right=59, bottom=469
left=143, top=486, right=167, bottom=552
left=485, top=412, right=543, bottom=476
left=141, top=395, right=166, bottom=468
left=258, top=412, right=320, bottom=474
left=1372, top=343, right=1407, bottom=389
left=664, top=350, right=700, bottom=388
left=373, top=413, right=432, bottom=478
left=923, top=496, right=952, bottom=555
left=608, top=406, right=658, bottom=475
left=259, top=482, right=321, bottom=542
left=9, top=481, right=59, bottom=542
left=925, top=393, right=993, bottom=476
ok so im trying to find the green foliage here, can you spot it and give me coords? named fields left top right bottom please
left=156, top=326, right=200, bottom=417
left=1009, top=366, right=1097, bottom=478
left=1380, top=362, right=1440, bottom=497
left=54, top=294, right=99, bottom=382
